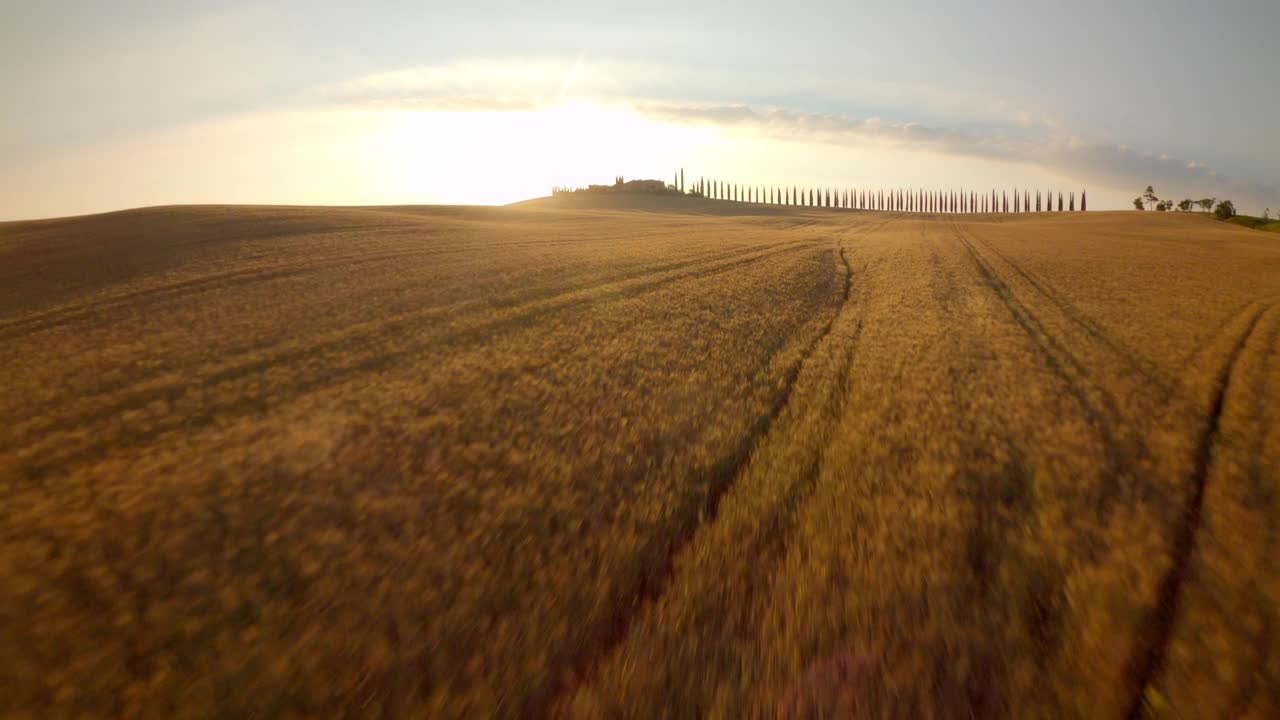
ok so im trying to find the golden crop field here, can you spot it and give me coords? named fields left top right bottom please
left=2, top=197, right=1278, bottom=718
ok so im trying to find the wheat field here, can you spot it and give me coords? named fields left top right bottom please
left=2, top=197, right=1278, bottom=718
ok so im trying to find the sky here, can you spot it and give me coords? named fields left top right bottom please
left=2, top=0, right=1278, bottom=220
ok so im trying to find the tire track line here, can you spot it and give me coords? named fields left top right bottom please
left=1, top=239, right=776, bottom=427
left=5, top=237, right=810, bottom=428
left=951, top=223, right=1135, bottom=516
left=1121, top=303, right=1270, bottom=720
left=6, top=240, right=822, bottom=480
left=964, top=231, right=1170, bottom=393
left=535, top=236, right=861, bottom=719
left=0, top=234, right=798, bottom=341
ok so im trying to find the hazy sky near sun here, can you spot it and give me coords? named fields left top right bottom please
left=3, top=0, right=1277, bottom=219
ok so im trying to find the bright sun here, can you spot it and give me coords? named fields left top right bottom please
left=379, top=101, right=719, bottom=205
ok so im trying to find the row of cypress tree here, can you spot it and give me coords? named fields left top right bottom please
left=687, top=177, right=1086, bottom=212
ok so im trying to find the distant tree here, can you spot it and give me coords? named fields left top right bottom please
left=1070, top=192, right=1075, bottom=211
left=1198, top=198, right=1215, bottom=213
left=681, top=169, right=685, bottom=193
left=1214, top=199, right=1236, bottom=220
left=1155, top=200, right=1168, bottom=212
left=1058, top=192, right=1064, bottom=212
left=1143, top=185, right=1158, bottom=211
left=1133, top=197, right=1145, bottom=210
left=1177, top=198, right=1193, bottom=212
left=1081, top=190, right=1087, bottom=211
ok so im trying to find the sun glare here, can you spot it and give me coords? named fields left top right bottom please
left=382, top=101, right=719, bottom=205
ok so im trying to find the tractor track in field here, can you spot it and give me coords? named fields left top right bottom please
left=534, top=236, right=860, bottom=719
left=951, top=223, right=1137, bottom=517
left=6, top=239, right=823, bottom=479
left=1121, top=302, right=1271, bottom=720
left=961, top=230, right=1170, bottom=394
left=0, top=233, right=808, bottom=343
left=0, top=238, right=781, bottom=424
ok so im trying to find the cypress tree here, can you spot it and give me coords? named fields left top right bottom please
left=1081, top=190, right=1087, bottom=211
left=1058, top=192, right=1063, bottom=212
left=1070, top=192, right=1075, bottom=212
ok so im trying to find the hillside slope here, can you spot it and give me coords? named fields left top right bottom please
left=2, top=204, right=1278, bottom=718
